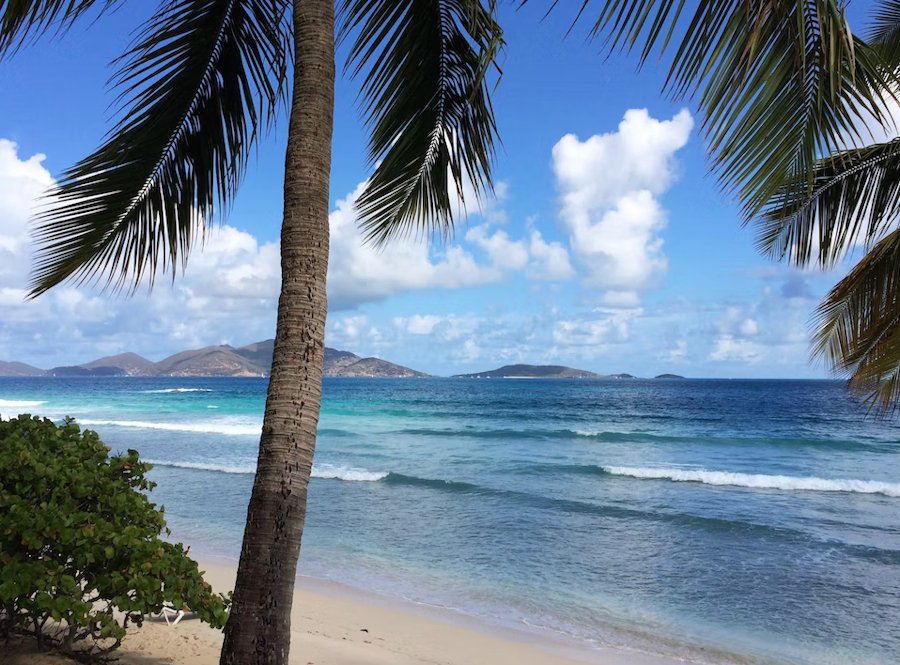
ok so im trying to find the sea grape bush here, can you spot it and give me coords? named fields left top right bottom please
left=0, top=415, right=228, bottom=658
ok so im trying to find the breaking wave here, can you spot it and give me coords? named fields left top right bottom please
left=600, top=466, right=900, bottom=497
left=79, top=418, right=260, bottom=436
left=141, top=388, right=213, bottom=393
left=0, top=399, right=46, bottom=409
left=146, top=460, right=388, bottom=482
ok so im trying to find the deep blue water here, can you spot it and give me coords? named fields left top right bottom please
left=1, top=377, right=899, bottom=664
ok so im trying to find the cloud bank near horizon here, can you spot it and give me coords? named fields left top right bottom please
left=0, top=110, right=830, bottom=377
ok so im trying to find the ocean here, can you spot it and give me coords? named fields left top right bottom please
left=1, top=377, right=898, bottom=664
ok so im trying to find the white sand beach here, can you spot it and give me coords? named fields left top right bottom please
left=5, top=558, right=684, bottom=665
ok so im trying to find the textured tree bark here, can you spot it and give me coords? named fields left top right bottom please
left=219, top=0, right=334, bottom=662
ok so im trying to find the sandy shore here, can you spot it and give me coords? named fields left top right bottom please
left=7, top=559, right=684, bottom=665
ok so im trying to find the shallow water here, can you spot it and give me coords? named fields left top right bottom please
left=2, top=377, right=898, bottom=664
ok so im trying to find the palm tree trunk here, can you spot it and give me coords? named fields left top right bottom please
left=219, top=0, right=334, bottom=662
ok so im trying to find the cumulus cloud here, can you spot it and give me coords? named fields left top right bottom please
left=551, top=308, right=638, bottom=352
left=326, top=182, right=503, bottom=309
left=0, top=140, right=52, bottom=278
left=552, top=109, right=693, bottom=306
left=526, top=230, right=575, bottom=281
left=464, top=225, right=574, bottom=280
left=328, top=182, right=574, bottom=309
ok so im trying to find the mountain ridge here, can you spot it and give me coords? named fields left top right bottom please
left=453, top=364, right=606, bottom=379
left=0, top=340, right=427, bottom=378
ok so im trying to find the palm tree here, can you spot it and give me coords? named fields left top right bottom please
left=1, top=1, right=501, bottom=663
left=4, top=0, right=897, bottom=661
left=554, top=0, right=897, bottom=410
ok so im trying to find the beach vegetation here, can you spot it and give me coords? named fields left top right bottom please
left=0, top=414, right=229, bottom=659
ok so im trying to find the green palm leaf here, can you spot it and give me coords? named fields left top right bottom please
left=814, top=228, right=900, bottom=414
left=29, top=0, right=290, bottom=296
left=340, top=0, right=503, bottom=243
left=542, top=0, right=895, bottom=220
left=757, top=138, right=900, bottom=267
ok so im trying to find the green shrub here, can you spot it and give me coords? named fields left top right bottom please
left=0, top=415, right=229, bottom=658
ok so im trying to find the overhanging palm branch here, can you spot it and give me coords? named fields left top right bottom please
left=28, top=0, right=290, bottom=296
left=757, top=137, right=900, bottom=267
left=814, top=228, right=900, bottom=414
left=872, top=0, right=900, bottom=65
left=0, top=0, right=112, bottom=54
left=541, top=0, right=895, bottom=220
left=340, top=0, right=503, bottom=243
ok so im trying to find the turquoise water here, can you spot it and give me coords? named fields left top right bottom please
left=1, top=377, right=898, bottom=664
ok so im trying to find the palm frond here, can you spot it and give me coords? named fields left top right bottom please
left=871, top=0, right=900, bottom=66
left=0, top=0, right=113, bottom=56
left=757, top=137, right=900, bottom=266
left=340, top=0, right=503, bottom=243
left=813, top=228, right=900, bottom=415
left=537, top=0, right=895, bottom=220
left=29, top=0, right=290, bottom=296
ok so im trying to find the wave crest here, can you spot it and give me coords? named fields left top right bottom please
left=146, top=460, right=387, bottom=482
left=79, top=418, right=260, bottom=437
left=0, top=399, right=46, bottom=408
left=141, top=388, right=213, bottom=394
left=601, top=466, right=900, bottom=497
left=312, top=464, right=388, bottom=482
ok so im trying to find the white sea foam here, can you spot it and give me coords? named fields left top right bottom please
left=311, top=464, right=388, bottom=482
left=146, top=459, right=388, bottom=482
left=79, top=418, right=260, bottom=436
left=141, top=388, right=213, bottom=394
left=0, top=398, right=46, bottom=408
left=146, top=460, right=256, bottom=474
left=602, top=466, right=900, bottom=497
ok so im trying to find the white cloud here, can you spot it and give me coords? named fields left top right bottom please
left=465, top=226, right=529, bottom=271
left=666, top=338, right=688, bottom=363
left=526, top=231, right=575, bottom=281
left=709, top=335, right=763, bottom=363
left=552, top=310, right=635, bottom=348
left=0, top=140, right=52, bottom=279
left=552, top=109, right=693, bottom=306
left=394, top=314, right=443, bottom=335
left=328, top=182, right=575, bottom=309
left=739, top=318, right=759, bottom=337
left=327, top=182, right=504, bottom=309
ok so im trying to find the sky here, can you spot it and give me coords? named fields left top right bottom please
left=0, top=2, right=875, bottom=378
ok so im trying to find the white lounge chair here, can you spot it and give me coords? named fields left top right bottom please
left=161, top=605, right=186, bottom=626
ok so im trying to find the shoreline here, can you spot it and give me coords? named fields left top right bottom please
left=196, top=557, right=688, bottom=665
left=75, top=556, right=691, bottom=665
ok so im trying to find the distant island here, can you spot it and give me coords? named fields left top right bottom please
left=0, top=340, right=427, bottom=378
left=452, top=364, right=633, bottom=379
left=654, top=373, right=685, bottom=379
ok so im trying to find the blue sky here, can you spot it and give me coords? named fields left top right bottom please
left=0, top=2, right=866, bottom=377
